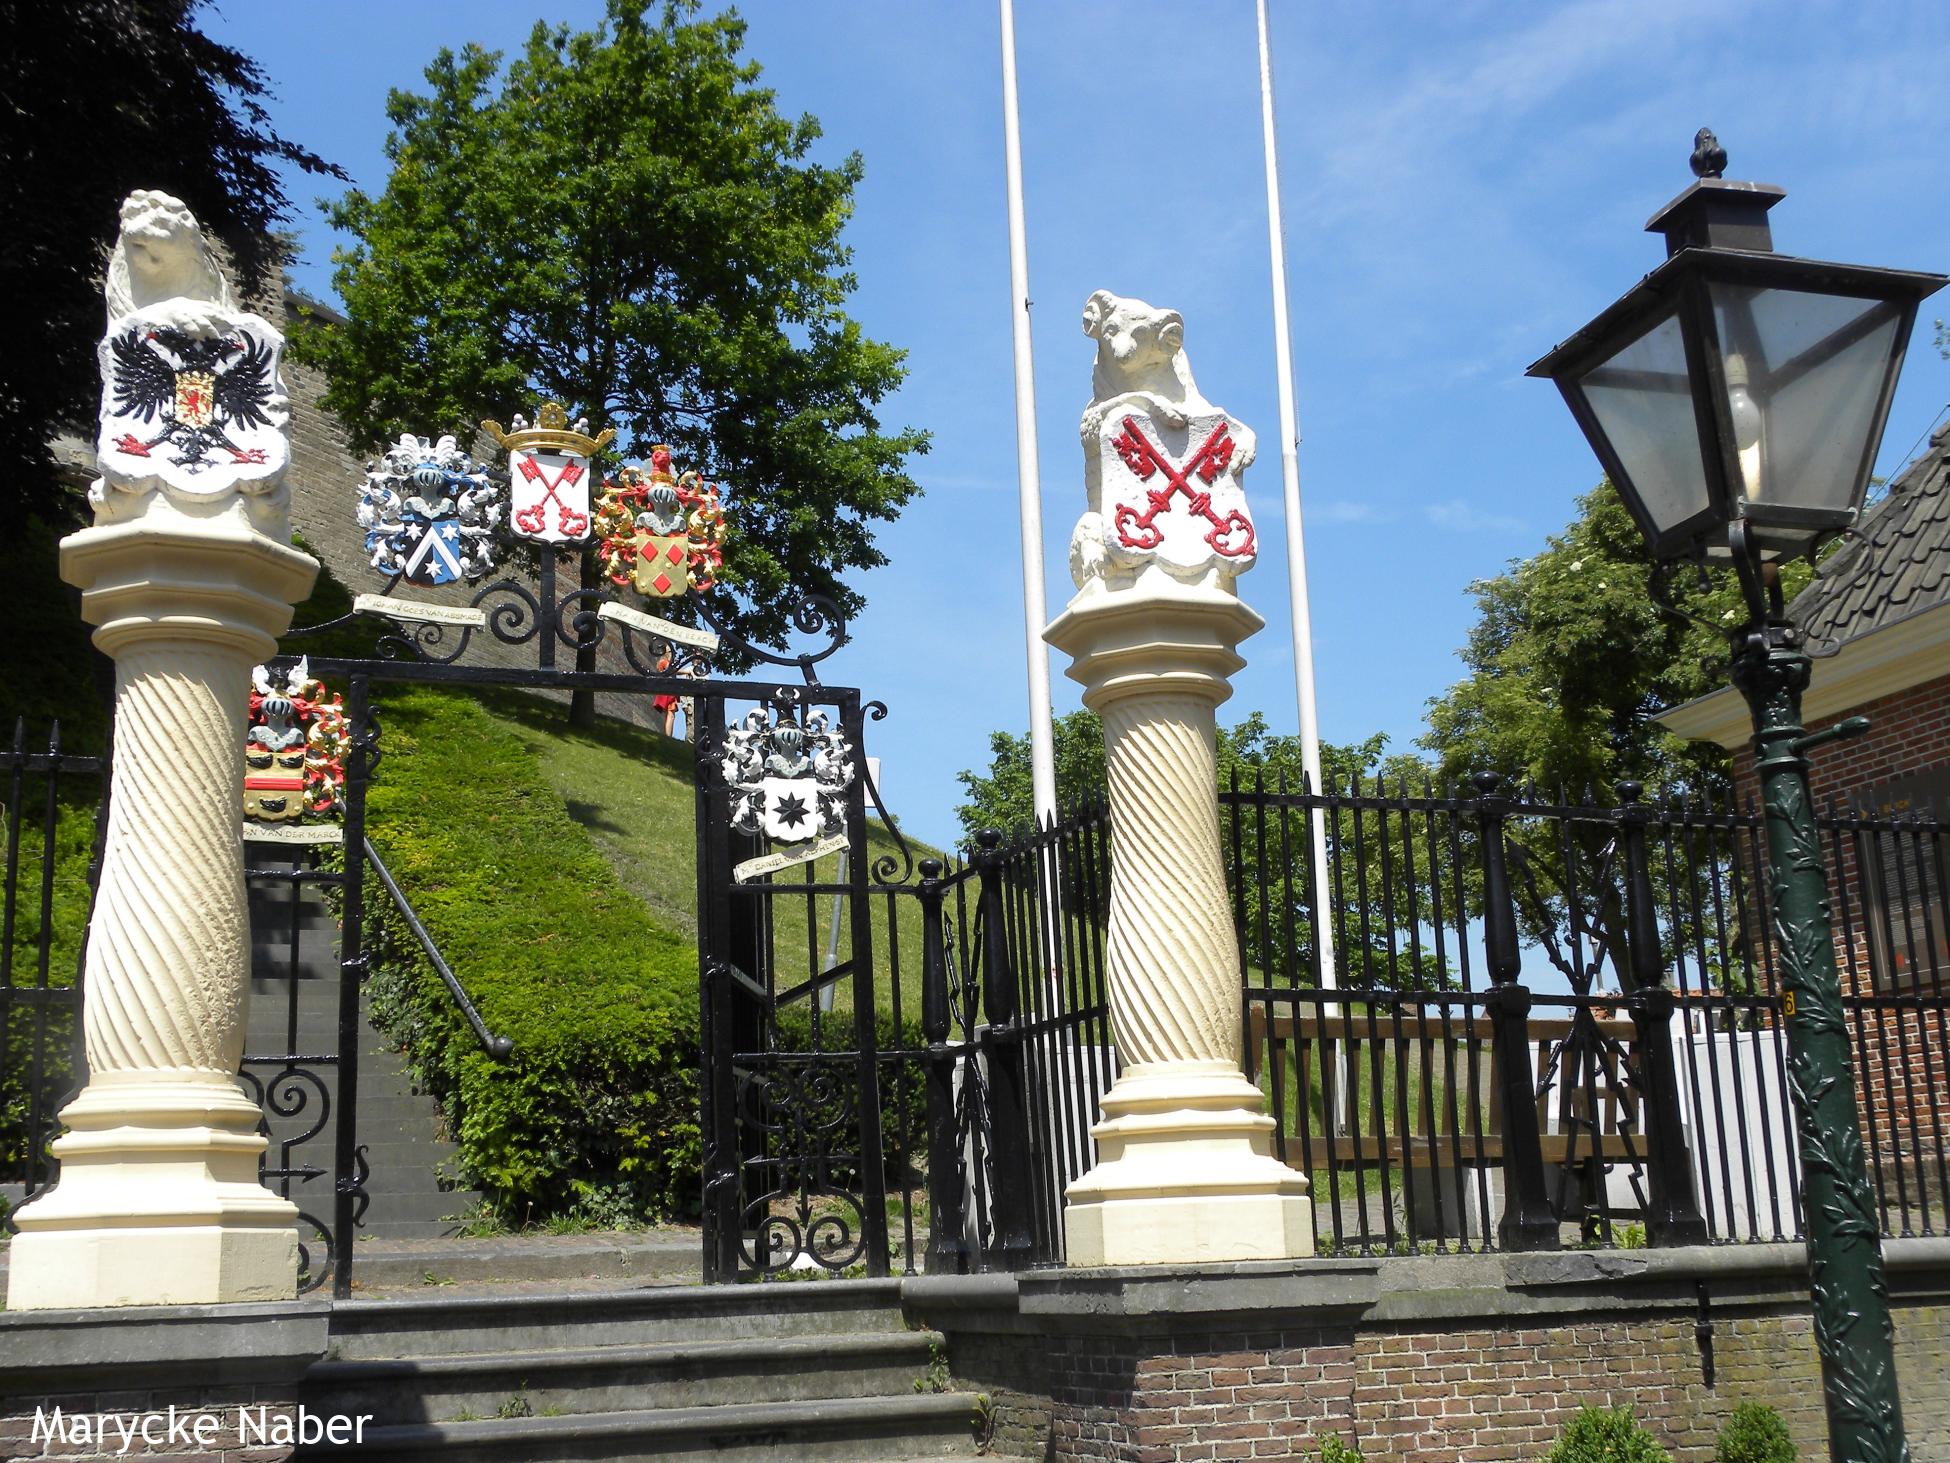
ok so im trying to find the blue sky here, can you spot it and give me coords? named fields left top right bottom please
left=210, top=0, right=1950, bottom=852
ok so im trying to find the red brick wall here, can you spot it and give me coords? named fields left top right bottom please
left=950, top=1301, right=1950, bottom=1463
left=1728, top=671, right=1950, bottom=1220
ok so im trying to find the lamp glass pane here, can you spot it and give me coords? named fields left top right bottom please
left=1709, top=282, right=1902, bottom=519
left=1574, top=307, right=1710, bottom=538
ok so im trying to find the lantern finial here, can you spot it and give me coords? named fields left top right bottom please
left=1690, top=128, right=1727, bottom=181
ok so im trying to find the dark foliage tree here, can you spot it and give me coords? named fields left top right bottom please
left=1422, top=480, right=1814, bottom=992
left=1, top=0, right=342, bottom=521
left=296, top=1, right=927, bottom=721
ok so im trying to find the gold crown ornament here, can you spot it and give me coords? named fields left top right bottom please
left=481, top=401, right=616, bottom=458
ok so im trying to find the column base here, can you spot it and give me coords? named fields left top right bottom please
left=1063, top=1060, right=1313, bottom=1267
left=6, top=1072, right=299, bottom=1310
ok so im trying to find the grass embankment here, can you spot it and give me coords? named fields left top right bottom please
left=482, top=687, right=945, bottom=1029
left=363, top=682, right=949, bottom=1224
left=364, top=685, right=703, bottom=1225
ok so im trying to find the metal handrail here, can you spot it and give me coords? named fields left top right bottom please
left=362, top=837, right=513, bottom=1060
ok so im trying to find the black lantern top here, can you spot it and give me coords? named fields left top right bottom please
left=1529, top=132, right=1946, bottom=564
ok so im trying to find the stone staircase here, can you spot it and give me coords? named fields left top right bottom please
left=246, top=844, right=482, bottom=1239
left=299, top=1279, right=982, bottom=1461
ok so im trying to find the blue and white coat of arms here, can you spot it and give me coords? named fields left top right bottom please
left=356, top=434, right=505, bottom=586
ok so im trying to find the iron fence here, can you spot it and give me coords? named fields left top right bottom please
left=1220, top=771, right=1949, bottom=1255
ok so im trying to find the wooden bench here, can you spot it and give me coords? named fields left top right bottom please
left=1246, top=1005, right=1648, bottom=1173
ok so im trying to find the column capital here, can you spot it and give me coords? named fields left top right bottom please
left=61, top=516, right=317, bottom=662
left=1044, top=578, right=1263, bottom=713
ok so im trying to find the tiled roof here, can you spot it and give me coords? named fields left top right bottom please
left=1788, top=421, right=1950, bottom=649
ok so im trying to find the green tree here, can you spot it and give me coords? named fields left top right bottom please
left=2, top=0, right=342, bottom=522
left=1420, top=480, right=1797, bottom=803
left=296, top=1, right=926, bottom=721
left=956, top=711, right=1446, bottom=988
left=1422, top=481, right=1812, bottom=992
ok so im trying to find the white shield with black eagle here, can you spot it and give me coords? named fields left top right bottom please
left=97, top=308, right=290, bottom=498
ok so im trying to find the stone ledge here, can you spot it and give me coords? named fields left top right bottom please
left=906, top=1236, right=1950, bottom=1338
left=0, top=1300, right=330, bottom=1397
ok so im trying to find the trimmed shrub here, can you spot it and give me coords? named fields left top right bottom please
left=1546, top=1406, right=1671, bottom=1463
left=362, top=685, right=702, bottom=1224
left=1716, top=1403, right=1796, bottom=1463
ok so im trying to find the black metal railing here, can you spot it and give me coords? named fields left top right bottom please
left=0, top=721, right=106, bottom=1217
left=1222, top=770, right=1949, bottom=1255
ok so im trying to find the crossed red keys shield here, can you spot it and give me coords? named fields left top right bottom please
left=1108, top=416, right=1256, bottom=561
left=513, top=453, right=590, bottom=541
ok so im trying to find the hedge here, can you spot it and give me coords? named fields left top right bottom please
left=361, top=685, right=702, bottom=1224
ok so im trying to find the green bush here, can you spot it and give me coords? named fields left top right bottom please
left=1716, top=1403, right=1796, bottom=1463
left=1547, top=1406, right=1671, bottom=1463
left=1318, top=1435, right=1363, bottom=1463
left=362, top=685, right=702, bottom=1224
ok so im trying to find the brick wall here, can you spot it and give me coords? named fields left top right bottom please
left=1728, top=670, right=1950, bottom=1217
left=949, top=1302, right=1949, bottom=1463
left=0, top=1387, right=301, bottom=1462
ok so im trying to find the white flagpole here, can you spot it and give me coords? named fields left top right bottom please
left=1255, top=0, right=1338, bottom=994
left=999, top=0, right=1057, bottom=826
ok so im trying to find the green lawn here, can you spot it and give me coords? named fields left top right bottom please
left=475, top=687, right=948, bottom=1032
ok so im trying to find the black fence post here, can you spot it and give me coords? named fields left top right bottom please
left=917, top=858, right=966, bottom=1274
left=1475, top=773, right=1559, bottom=1251
left=1616, top=783, right=1710, bottom=1246
left=692, top=695, right=743, bottom=1283
left=975, top=830, right=1036, bottom=1269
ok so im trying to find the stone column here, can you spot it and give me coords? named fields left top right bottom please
left=1047, top=291, right=1310, bottom=1266
left=7, top=191, right=317, bottom=1309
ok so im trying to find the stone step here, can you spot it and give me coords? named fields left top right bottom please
left=295, top=1392, right=980, bottom=1462
left=305, top=1329, right=942, bottom=1422
left=335, top=1234, right=699, bottom=1291
left=327, top=1279, right=910, bottom=1360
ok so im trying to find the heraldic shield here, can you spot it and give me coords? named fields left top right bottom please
left=244, top=658, right=349, bottom=825
left=1100, top=408, right=1257, bottom=576
left=717, top=707, right=855, bottom=853
left=596, top=445, right=726, bottom=600
left=98, top=308, right=291, bottom=498
left=482, top=402, right=615, bottom=545
left=357, top=434, right=506, bottom=587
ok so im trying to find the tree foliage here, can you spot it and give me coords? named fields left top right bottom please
left=1422, top=481, right=1814, bottom=993
left=1421, top=479, right=1811, bottom=803
left=295, top=0, right=927, bottom=665
left=955, top=710, right=1447, bottom=988
left=1, top=0, right=342, bottom=518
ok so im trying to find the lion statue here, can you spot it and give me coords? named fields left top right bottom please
left=1068, top=290, right=1255, bottom=591
left=103, top=189, right=235, bottom=331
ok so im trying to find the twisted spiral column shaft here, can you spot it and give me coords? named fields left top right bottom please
left=83, top=643, right=253, bottom=1075
left=1099, top=694, right=1239, bottom=1067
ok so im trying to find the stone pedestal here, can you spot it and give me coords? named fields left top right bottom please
left=1045, top=577, right=1311, bottom=1266
left=7, top=504, right=317, bottom=1310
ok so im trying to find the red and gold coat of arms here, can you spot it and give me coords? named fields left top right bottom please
left=595, top=446, right=726, bottom=599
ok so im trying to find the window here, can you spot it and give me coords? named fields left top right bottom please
left=1854, top=768, right=1950, bottom=995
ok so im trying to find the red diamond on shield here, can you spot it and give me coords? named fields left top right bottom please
left=666, top=543, right=684, bottom=565
left=653, top=572, right=673, bottom=594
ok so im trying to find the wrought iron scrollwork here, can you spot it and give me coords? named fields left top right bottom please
left=734, top=1056, right=871, bottom=1274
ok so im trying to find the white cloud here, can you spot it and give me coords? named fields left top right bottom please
left=1309, top=500, right=1397, bottom=526
left=1426, top=498, right=1527, bottom=534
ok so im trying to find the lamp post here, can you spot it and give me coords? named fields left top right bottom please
left=1529, top=132, right=1944, bottom=1463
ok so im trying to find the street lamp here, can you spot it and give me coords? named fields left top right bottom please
left=1530, top=133, right=1944, bottom=1463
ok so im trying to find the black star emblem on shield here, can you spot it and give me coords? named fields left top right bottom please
left=773, top=791, right=810, bottom=833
